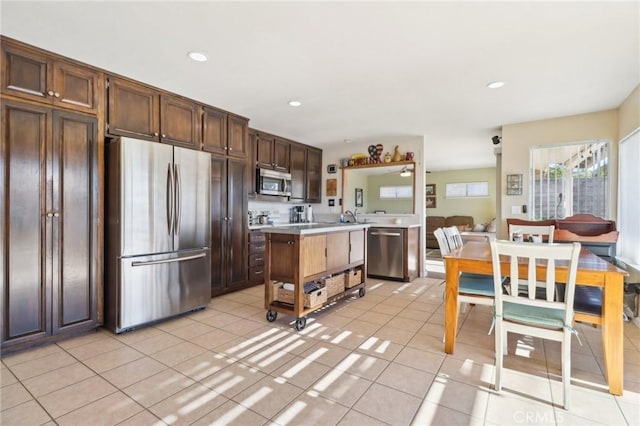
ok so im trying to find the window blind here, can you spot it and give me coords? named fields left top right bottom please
left=618, top=129, right=640, bottom=266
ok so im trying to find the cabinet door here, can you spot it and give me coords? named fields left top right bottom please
left=226, top=158, right=248, bottom=290
left=273, top=138, right=290, bottom=172
left=51, top=110, right=98, bottom=332
left=349, top=230, right=365, bottom=263
left=107, top=76, right=160, bottom=141
left=202, top=107, right=227, bottom=155
left=247, top=130, right=257, bottom=197
left=326, top=232, right=350, bottom=271
left=160, top=95, right=200, bottom=149
left=255, top=134, right=275, bottom=169
left=1, top=101, right=51, bottom=344
left=289, top=143, right=306, bottom=201
left=305, top=147, right=322, bottom=203
left=227, top=115, right=248, bottom=159
left=1, top=42, right=50, bottom=104
left=209, top=155, right=226, bottom=296
left=302, top=235, right=327, bottom=278
left=52, top=61, right=100, bottom=114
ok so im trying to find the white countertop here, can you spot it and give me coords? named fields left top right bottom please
left=258, top=222, right=370, bottom=235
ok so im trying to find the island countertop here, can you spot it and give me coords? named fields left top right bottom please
left=259, top=222, right=370, bottom=235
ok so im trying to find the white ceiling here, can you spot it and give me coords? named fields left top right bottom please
left=2, top=1, right=638, bottom=171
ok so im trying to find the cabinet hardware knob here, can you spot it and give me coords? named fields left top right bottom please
left=224, top=147, right=228, bottom=150
left=287, top=241, right=294, bottom=245
left=255, top=270, right=264, bottom=274
left=153, top=132, right=159, bottom=137
left=46, top=213, right=53, bottom=218
left=229, top=147, right=232, bottom=151
left=47, top=90, right=54, bottom=96
left=53, top=213, right=59, bottom=217
left=54, top=92, right=60, bottom=98
left=161, top=134, right=166, bottom=138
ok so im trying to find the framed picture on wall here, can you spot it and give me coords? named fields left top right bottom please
left=426, top=184, right=436, bottom=195
left=426, top=195, right=436, bottom=208
left=506, top=174, right=523, bottom=195
left=355, top=188, right=364, bottom=207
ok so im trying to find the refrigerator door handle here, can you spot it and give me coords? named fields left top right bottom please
left=131, top=252, right=206, bottom=267
left=174, top=163, right=181, bottom=235
left=167, top=163, right=174, bottom=235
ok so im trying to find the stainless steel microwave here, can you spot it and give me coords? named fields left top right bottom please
left=257, top=168, right=292, bottom=196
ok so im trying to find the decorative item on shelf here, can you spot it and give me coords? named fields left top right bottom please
left=341, top=158, right=349, bottom=167
left=405, top=151, right=414, bottom=161
left=392, top=145, right=402, bottom=162
left=376, top=144, right=384, bottom=161
left=384, top=152, right=392, bottom=163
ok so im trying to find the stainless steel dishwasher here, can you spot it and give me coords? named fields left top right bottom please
left=368, top=227, right=405, bottom=280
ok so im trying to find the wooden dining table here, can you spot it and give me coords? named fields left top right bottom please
left=443, top=240, right=628, bottom=395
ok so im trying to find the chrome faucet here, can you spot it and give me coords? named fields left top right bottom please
left=344, top=209, right=358, bottom=223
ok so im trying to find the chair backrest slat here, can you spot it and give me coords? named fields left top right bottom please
left=434, top=227, right=452, bottom=256
left=490, top=240, right=581, bottom=327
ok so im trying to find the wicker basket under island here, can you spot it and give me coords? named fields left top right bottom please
left=262, top=223, right=369, bottom=330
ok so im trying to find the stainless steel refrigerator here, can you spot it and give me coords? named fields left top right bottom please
left=106, top=137, right=211, bottom=333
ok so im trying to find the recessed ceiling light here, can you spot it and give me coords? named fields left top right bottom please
left=187, top=51, right=207, bottom=62
left=487, top=81, right=505, bottom=89
left=288, top=100, right=302, bottom=107
left=344, top=139, right=353, bottom=144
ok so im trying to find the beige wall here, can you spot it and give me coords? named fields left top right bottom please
left=425, top=167, right=497, bottom=226
left=500, top=110, right=619, bottom=238
left=619, top=84, right=640, bottom=139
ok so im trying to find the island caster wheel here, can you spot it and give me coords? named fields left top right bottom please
left=359, top=287, right=366, bottom=297
left=295, top=317, right=307, bottom=331
left=266, top=310, right=277, bottom=322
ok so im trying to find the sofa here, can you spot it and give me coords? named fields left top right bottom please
left=427, top=215, right=480, bottom=249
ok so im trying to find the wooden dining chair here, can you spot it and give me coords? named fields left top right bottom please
left=435, top=227, right=497, bottom=333
left=489, top=239, right=581, bottom=410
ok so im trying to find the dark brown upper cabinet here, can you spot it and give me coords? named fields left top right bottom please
left=255, top=132, right=289, bottom=172
left=227, top=114, right=248, bottom=159
left=202, top=106, right=227, bottom=155
left=289, top=142, right=307, bottom=202
left=160, top=94, right=201, bottom=149
left=1, top=39, right=102, bottom=114
left=203, top=108, right=248, bottom=159
left=305, top=147, right=322, bottom=203
left=107, top=76, right=200, bottom=149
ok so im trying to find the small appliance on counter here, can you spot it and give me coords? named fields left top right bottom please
left=290, top=206, right=306, bottom=223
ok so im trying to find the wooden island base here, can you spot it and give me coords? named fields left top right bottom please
left=261, top=223, right=369, bottom=330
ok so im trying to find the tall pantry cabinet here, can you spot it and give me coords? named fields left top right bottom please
left=1, top=38, right=102, bottom=351
left=204, top=110, right=250, bottom=296
left=0, top=101, right=100, bottom=349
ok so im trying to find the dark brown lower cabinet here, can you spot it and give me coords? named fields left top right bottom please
left=210, top=155, right=249, bottom=296
left=1, top=100, right=100, bottom=351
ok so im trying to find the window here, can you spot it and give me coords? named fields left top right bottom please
left=530, top=140, right=609, bottom=220
left=379, top=185, right=412, bottom=199
left=445, top=182, right=489, bottom=198
left=618, top=129, right=639, bottom=266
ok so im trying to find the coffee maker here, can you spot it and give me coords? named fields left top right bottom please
left=290, top=206, right=305, bottom=223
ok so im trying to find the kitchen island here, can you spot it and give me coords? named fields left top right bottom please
left=262, top=223, right=369, bottom=330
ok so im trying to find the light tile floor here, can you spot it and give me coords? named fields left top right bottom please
left=2, top=277, right=639, bottom=425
